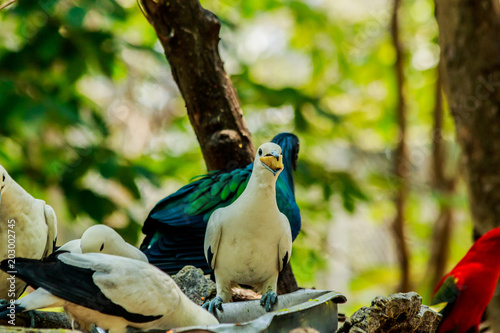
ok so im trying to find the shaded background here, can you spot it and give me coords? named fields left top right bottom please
left=0, top=0, right=471, bottom=315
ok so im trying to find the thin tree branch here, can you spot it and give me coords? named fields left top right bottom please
left=0, top=0, right=15, bottom=10
left=391, top=0, right=411, bottom=292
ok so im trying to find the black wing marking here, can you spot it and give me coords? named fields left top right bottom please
left=206, top=246, right=215, bottom=270
left=0, top=255, right=161, bottom=324
left=281, top=251, right=289, bottom=272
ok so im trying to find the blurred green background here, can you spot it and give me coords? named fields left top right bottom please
left=0, top=0, right=472, bottom=315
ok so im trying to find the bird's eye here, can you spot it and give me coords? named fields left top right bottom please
left=100, top=243, right=104, bottom=251
left=258, top=148, right=262, bottom=156
left=2, top=174, right=4, bottom=182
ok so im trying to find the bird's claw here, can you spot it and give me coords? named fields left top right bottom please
left=202, top=296, right=223, bottom=314
left=260, top=291, right=277, bottom=312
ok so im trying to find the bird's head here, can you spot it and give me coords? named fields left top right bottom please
left=80, top=224, right=122, bottom=255
left=255, top=142, right=284, bottom=177
left=80, top=224, right=147, bottom=262
left=0, top=165, right=9, bottom=207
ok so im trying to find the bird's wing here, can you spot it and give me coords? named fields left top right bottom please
left=43, top=204, right=57, bottom=256
left=276, top=177, right=301, bottom=241
left=91, top=257, right=180, bottom=319
left=0, top=253, right=166, bottom=324
left=141, top=167, right=251, bottom=274
left=272, top=133, right=301, bottom=240
left=278, top=214, right=292, bottom=272
left=204, top=210, right=223, bottom=270
left=142, top=166, right=252, bottom=235
left=430, top=274, right=459, bottom=317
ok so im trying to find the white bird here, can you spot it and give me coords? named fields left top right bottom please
left=0, top=224, right=148, bottom=331
left=0, top=165, right=57, bottom=300
left=0, top=252, right=218, bottom=332
left=203, top=142, right=292, bottom=313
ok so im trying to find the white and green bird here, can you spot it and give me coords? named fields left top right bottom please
left=203, top=142, right=292, bottom=313
left=0, top=165, right=57, bottom=300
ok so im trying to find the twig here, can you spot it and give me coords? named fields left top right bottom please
left=390, top=0, right=411, bottom=292
left=0, top=0, right=16, bottom=10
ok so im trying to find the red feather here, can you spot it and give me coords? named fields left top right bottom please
left=432, top=227, right=500, bottom=333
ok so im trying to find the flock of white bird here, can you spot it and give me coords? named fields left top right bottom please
left=0, top=142, right=292, bottom=332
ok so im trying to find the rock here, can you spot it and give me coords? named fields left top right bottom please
left=336, top=292, right=442, bottom=333
left=171, top=265, right=216, bottom=306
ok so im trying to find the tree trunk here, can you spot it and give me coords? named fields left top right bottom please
left=434, top=0, right=500, bottom=329
left=138, top=0, right=254, bottom=171
left=391, top=0, right=412, bottom=292
left=138, top=0, right=298, bottom=293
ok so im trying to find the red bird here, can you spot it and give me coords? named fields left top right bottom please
left=431, top=227, right=500, bottom=333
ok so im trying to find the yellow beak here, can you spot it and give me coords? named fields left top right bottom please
left=260, top=153, right=283, bottom=174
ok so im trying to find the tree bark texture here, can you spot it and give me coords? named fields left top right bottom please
left=427, top=70, right=456, bottom=290
left=391, top=0, right=412, bottom=292
left=434, top=0, right=500, bottom=330
left=138, top=0, right=298, bottom=293
left=138, top=0, right=254, bottom=171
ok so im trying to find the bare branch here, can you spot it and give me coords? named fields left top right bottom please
left=0, top=0, right=16, bottom=10
left=391, top=0, right=411, bottom=292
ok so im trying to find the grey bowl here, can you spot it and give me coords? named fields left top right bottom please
left=172, top=289, right=347, bottom=333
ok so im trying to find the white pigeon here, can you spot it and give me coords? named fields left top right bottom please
left=0, top=224, right=148, bottom=331
left=0, top=252, right=218, bottom=332
left=203, top=142, right=292, bottom=313
left=0, top=165, right=57, bottom=300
